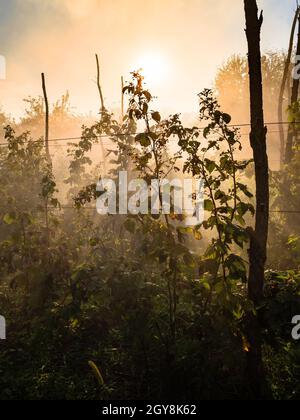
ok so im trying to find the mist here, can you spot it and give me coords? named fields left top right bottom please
left=0, top=0, right=295, bottom=120
left=1, top=0, right=300, bottom=402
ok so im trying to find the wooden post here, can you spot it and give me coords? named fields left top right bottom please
left=121, top=76, right=125, bottom=122
left=95, top=54, right=107, bottom=174
left=278, top=7, right=300, bottom=169
left=95, top=53, right=105, bottom=118
left=41, top=73, right=50, bottom=159
left=285, top=14, right=300, bottom=164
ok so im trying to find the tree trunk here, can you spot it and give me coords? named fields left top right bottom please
left=244, top=0, right=269, bottom=399
left=278, top=7, right=300, bottom=169
left=285, top=15, right=300, bottom=164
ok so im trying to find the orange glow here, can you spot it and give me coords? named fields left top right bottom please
left=133, top=52, right=169, bottom=86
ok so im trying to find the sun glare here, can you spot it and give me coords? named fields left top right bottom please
left=133, top=52, right=169, bottom=85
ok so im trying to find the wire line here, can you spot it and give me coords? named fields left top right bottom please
left=0, top=121, right=298, bottom=148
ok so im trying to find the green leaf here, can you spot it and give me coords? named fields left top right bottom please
left=214, top=111, right=222, bottom=123
left=183, top=252, right=195, bottom=267
left=177, top=226, right=194, bottom=235
left=231, top=225, right=249, bottom=248
left=205, top=159, right=216, bottom=173
left=135, top=133, right=151, bottom=147
left=225, top=254, right=247, bottom=282
left=203, top=127, right=210, bottom=139
left=204, top=199, right=214, bottom=212
left=237, top=182, right=253, bottom=198
left=204, top=245, right=217, bottom=260
left=237, top=202, right=253, bottom=217
left=143, top=103, right=148, bottom=114
left=3, top=213, right=16, bottom=225
left=143, top=91, right=152, bottom=101
left=149, top=132, right=159, bottom=141
left=151, top=112, right=161, bottom=123
left=234, top=214, right=246, bottom=226
left=214, top=190, right=226, bottom=201
left=222, top=113, right=231, bottom=124
left=200, top=279, right=211, bottom=291
left=193, top=230, right=202, bottom=241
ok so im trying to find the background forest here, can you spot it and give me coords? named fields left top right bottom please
left=0, top=0, right=300, bottom=401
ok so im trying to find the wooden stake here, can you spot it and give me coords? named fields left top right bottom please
left=121, top=76, right=124, bottom=122
left=285, top=14, right=300, bottom=164
left=278, top=7, right=300, bottom=169
left=95, top=53, right=105, bottom=118
left=95, top=54, right=106, bottom=174
left=41, top=73, right=50, bottom=159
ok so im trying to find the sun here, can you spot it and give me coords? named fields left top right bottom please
left=133, top=52, right=169, bottom=85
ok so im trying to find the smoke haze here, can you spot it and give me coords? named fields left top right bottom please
left=0, top=0, right=296, bottom=119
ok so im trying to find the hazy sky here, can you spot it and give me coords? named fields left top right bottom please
left=0, top=0, right=296, bottom=119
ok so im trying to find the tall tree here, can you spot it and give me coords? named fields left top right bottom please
left=244, top=0, right=269, bottom=398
